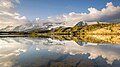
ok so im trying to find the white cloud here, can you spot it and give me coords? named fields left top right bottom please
left=46, top=2, right=120, bottom=26
left=15, top=0, right=20, bottom=4
left=0, top=0, right=29, bottom=29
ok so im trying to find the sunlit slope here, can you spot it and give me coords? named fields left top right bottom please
left=77, top=24, right=120, bottom=35
left=49, top=24, right=120, bottom=35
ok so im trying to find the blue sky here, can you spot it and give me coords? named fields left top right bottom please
left=17, top=0, right=120, bottom=20
left=0, top=0, right=120, bottom=29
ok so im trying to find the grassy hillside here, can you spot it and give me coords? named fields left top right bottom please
left=47, top=24, right=120, bottom=35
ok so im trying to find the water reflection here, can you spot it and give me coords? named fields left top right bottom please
left=0, top=37, right=120, bottom=67
left=49, top=35, right=120, bottom=44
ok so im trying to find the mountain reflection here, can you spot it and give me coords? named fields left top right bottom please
left=0, top=37, right=120, bottom=67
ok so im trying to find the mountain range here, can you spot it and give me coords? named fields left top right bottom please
left=0, top=19, right=91, bottom=32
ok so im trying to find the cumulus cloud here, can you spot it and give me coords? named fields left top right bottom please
left=46, top=2, right=120, bottom=26
left=0, top=0, right=29, bottom=28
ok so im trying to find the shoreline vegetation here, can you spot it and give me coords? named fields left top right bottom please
left=0, top=24, right=120, bottom=44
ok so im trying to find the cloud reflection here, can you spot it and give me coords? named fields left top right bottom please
left=0, top=37, right=120, bottom=67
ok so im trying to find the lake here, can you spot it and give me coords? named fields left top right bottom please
left=0, top=37, right=120, bottom=67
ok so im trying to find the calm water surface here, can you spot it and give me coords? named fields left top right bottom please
left=0, top=37, right=120, bottom=67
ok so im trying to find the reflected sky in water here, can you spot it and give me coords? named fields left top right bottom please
left=0, top=37, right=120, bottom=67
